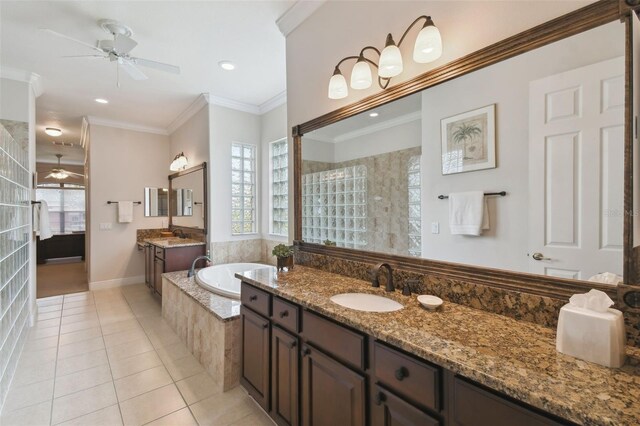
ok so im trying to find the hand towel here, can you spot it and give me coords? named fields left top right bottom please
left=448, top=191, right=489, bottom=236
left=118, top=201, right=134, bottom=223
left=35, top=200, right=53, bottom=240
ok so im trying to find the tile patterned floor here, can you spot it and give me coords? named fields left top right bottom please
left=0, top=284, right=274, bottom=426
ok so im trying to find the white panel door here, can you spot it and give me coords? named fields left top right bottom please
left=529, top=57, right=624, bottom=280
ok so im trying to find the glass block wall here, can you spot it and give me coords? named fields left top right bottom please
left=408, top=155, right=422, bottom=257
left=0, top=123, right=31, bottom=408
left=270, top=139, right=288, bottom=236
left=231, top=143, right=256, bottom=234
left=302, top=165, right=367, bottom=248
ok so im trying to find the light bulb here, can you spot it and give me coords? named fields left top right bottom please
left=413, top=18, right=442, bottom=63
left=378, top=34, right=403, bottom=78
left=328, top=69, right=348, bottom=99
left=350, top=57, right=372, bottom=90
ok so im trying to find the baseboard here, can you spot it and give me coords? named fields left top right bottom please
left=89, top=275, right=145, bottom=290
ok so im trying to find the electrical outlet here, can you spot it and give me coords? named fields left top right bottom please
left=99, top=223, right=112, bottom=231
left=431, top=222, right=440, bottom=234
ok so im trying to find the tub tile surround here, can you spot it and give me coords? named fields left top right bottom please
left=237, top=265, right=640, bottom=426
left=295, top=250, right=640, bottom=345
left=162, top=272, right=241, bottom=391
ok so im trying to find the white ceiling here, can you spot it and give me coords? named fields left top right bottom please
left=0, top=1, right=293, bottom=164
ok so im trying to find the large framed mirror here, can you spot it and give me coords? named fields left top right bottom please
left=294, top=1, right=637, bottom=299
left=168, top=162, right=207, bottom=234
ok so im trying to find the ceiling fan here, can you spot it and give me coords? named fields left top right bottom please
left=45, top=154, right=83, bottom=180
left=42, top=19, right=180, bottom=86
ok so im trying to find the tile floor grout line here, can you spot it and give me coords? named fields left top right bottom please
left=46, top=291, right=71, bottom=425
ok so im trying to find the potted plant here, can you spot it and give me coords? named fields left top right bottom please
left=272, top=244, right=294, bottom=271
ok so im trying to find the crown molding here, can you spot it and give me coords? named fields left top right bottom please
left=167, top=93, right=210, bottom=135
left=258, top=90, right=287, bottom=115
left=312, top=111, right=422, bottom=143
left=276, top=0, right=326, bottom=37
left=86, top=116, right=169, bottom=135
left=0, top=66, right=43, bottom=97
left=209, top=95, right=261, bottom=115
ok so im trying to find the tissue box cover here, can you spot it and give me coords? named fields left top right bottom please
left=556, top=304, right=626, bottom=368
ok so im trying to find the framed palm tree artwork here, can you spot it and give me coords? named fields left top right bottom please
left=441, top=104, right=496, bottom=175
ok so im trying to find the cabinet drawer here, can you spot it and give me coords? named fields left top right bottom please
left=302, top=310, right=365, bottom=370
left=154, top=246, right=164, bottom=259
left=372, top=385, right=440, bottom=426
left=241, top=282, right=272, bottom=318
left=272, top=297, right=299, bottom=333
left=452, top=377, right=564, bottom=426
left=373, top=342, right=440, bottom=412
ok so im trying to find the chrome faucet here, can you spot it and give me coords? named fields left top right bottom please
left=371, top=263, right=394, bottom=292
left=187, top=255, right=211, bottom=278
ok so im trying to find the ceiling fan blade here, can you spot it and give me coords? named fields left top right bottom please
left=62, top=54, right=107, bottom=59
left=130, top=57, right=180, bottom=75
left=113, top=34, right=137, bottom=54
left=44, top=173, right=55, bottom=179
left=40, top=28, right=104, bottom=53
left=62, top=171, right=85, bottom=178
left=119, top=59, right=148, bottom=80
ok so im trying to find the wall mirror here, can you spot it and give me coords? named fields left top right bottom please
left=299, top=17, right=627, bottom=286
left=144, top=187, right=168, bottom=217
left=169, top=162, right=207, bottom=233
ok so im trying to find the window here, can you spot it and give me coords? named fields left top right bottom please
left=35, top=185, right=86, bottom=234
left=408, top=155, right=421, bottom=257
left=270, top=139, right=288, bottom=236
left=231, top=143, right=256, bottom=234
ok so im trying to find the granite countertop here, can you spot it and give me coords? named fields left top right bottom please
left=236, top=266, right=640, bottom=426
left=163, top=271, right=241, bottom=321
left=140, top=237, right=206, bottom=248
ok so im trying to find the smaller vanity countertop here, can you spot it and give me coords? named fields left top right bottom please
left=162, top=271, right=240, bottom=321
left=138, top=237, right=206, bottom=249
left=236, top=266, right=640, bottom=426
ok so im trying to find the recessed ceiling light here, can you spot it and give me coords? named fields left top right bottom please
left=369, top=112, right=379, bottom=117
left=218, top=61, right=235, bottom=71
left=95, top=98, right=109, bottom=104
left=45, top=127, right=62, bottom=137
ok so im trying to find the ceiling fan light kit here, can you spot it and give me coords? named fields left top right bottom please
left=327, top=15, right=443, bottom=99
left=45, top=154, right=84, bottom=180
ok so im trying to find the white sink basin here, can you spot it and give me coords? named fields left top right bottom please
left=330, top=293, right=403, bottom=313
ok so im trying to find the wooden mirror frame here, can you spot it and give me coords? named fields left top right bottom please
left=293, top=0, right=638, bottom=301
left=168, top=162, right=208, bottom=236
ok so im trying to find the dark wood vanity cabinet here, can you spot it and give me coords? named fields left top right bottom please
left=239, top=281, right=570, bottom=426
left=143, top=243, right=205, bottom=296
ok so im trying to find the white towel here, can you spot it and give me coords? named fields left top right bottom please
left=118, top=201, right=134, bottom=223
left=34, top=200, right=53, bottom=240
left=448, top=191, right=489, bottom=236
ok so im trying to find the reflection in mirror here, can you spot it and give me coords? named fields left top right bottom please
left=302, top=21, right=625, bottom=283
left=144, top=187, right=168, bottom=217
left=171, top=168, right=204, bottom=229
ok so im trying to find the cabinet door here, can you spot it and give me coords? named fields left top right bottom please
left=240, top=306, right=270, bottom=411
left=301, top=344, right=365, bottom=426
left=144, top=245, right=151, bottom=286
left=154, top=257, right=164, bottom=295
left=372, top=385, right=439, bottom=426
left=272, top=326, right=299, bottom=426
left=148, top=246, right=155, bottom=289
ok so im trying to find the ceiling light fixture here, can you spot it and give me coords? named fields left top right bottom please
left=169, top=152, right=188, bottom=171
left=95, top=98, right=109, bottom=104
left=369, top=112, right=379, bottom=117
left=45, top=127, right=62, bottom=137
left=219, top=61, right=235, bottom=71
left=327, top=15, right=443, bottom=99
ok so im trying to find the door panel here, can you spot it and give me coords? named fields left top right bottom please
left=240, top=306, right=270, bottom=411
left=372, top=385, right=439, bottom=426
left=272, top=326, right=299, bottom=426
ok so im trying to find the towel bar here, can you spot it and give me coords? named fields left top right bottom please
left=438, top=191, right=506, bottom=200
left=107, top=201, right=142, bottom=205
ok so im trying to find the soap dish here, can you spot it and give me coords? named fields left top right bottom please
left=417, top=295, right=443, bottom=311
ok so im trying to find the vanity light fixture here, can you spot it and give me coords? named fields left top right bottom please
left=169, top=152, right=188, bottom=171
left=219, top=61, right=235, bottom=71
left=95, top=98, right=109, bottom=104
left=45, top=127, right=62, bottom=137
left=327, top=15, right=443, bottom=99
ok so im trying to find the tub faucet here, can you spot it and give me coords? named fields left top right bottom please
left=187, top=255, right=211, bottom=278
left=371, top=263, right=394, bottom=292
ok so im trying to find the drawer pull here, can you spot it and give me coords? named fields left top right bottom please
left=302, top=347, right=310, bottom=356
left=286, top=340, right=297, bottom=349
left=279, top=310, right=289, bottom=318
left=374, top=391, right=386, bottom=406
left=395, top=367, right=409, bottom=381
left=249, top=295, right=258, bottom=301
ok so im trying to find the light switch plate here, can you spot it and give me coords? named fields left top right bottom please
left=99, top=223, right=112, bottom=231
left=431, top=222, right=440, bottom=234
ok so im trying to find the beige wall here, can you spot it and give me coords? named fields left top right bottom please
left=169, top=105, right=210, bottom=169
left=285, top=0, right=590, bottom=240
left=88, top=125, right=170, bottom=286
